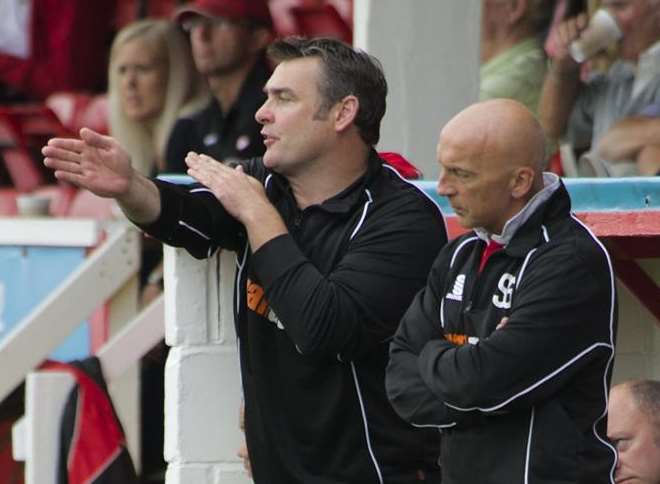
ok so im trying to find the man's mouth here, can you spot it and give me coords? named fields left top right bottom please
left=616, top=475, right=636, bottom=483
left=261, top=132, right=278, bottom=147
left=451, top=205, right=464, bottom=216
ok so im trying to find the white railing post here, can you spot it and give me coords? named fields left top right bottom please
left=5, top=221, right=143, bottom=479
left=12, top=295, right=167, bottom=481
left=0, top=222, right=140, bottom=402
left=20, top=372, right=76, bottom=484
left=163, top=247, right=248, bottom=484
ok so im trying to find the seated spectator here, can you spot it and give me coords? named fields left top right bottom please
left=539, top=0, right=660, bottom=177
left=608, top=380, right=660, bottom=483
left=108, top=18, right=210, bottom=304
left=165, top=0, right=274, bottom=172
left=480, top=0, right=554, bottom=117
left=595, top=102, right=660, bottom=175
left=109, top=19, right=208, bottom=176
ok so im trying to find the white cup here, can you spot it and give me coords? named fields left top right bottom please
left=16, top=194, right=51, bottom=217
left=569, top=9, right=622, bottom=63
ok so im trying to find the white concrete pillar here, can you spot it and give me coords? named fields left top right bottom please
left=163, top=247, right=249, bottom=484
left=354, top=0, right=481, bottom=179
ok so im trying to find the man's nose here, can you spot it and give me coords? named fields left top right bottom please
left=436, top=174, right=453, bottom=196
left=255, top=102, right=272, bottom=125
left=191, top=24, right=211, bottom=43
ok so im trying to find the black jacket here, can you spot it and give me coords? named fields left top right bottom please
left=142, top=151, right=447, bottom=483
left=386, top=178, right=618, bottom=484
left=164, top=56, right=270, bottom=173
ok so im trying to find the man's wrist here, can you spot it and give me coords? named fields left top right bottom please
left=240, top=198, right=277, bottom=227
left=242, top=203, right=288, bottom=252
left=118, top=175, right=161, bottom=224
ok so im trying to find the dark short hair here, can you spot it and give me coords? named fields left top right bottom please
left=267, top=37, right=387, bottom=146
left=629, top=379, right=660, bottom=445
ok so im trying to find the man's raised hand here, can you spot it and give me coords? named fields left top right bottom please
left=185, top=152, right=288, bottom=252
left=43, top=128, right=162, bottom=224
left=185, top=152, right=269, bottom=224
left=42, top=128, right=134, bottom=199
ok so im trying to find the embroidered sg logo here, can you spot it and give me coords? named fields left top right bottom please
left=492, top=273, right=516, bottom=309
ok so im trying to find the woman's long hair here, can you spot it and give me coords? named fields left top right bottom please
left=108, top=19, right=209, bottom=175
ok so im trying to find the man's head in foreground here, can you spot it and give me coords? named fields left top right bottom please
left=436, top=98, right=546, bottom=235
left=608, top=380, right=660, bottom=484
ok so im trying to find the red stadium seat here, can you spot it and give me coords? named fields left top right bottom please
left=67, top=189, right=116, bottom=220
left=2, top=148, right=45, bottom=192
left=0, top=105, right=67, bottom=191
left=46, top=92, right=109, bottom=135
left=0, top=188, right=18, bottom=215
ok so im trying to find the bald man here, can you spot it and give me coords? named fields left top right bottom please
left=386, top=99, right=618, bottom=484
left=608, top=380, right=660, bottom=484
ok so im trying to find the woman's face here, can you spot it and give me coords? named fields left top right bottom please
left=115, top=38, right=167, bottom=122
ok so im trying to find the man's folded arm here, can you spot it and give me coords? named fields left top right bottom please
left=416, top=248, right=614, bottom=415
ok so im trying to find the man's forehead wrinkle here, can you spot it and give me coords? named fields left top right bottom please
left=442, top=119, right=494, bottom=166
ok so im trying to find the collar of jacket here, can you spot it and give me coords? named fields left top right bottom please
left=268, top=148, right=383, bottom=214
left=474, top=173, right=570, bottom=257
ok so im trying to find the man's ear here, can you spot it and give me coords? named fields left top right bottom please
left=334, top=95, right=359, bottom=133
left=510, top=166, right=535, bottom=199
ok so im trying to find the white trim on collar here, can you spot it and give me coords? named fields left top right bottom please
left=475, top=172, right=561, bottom=245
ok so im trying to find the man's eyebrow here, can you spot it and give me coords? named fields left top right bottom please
left=264, top=87, right=296, bottom=97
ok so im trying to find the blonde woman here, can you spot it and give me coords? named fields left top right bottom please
left=108, top=19, right=208, bottom=176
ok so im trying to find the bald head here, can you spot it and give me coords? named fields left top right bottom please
left=440, top=99, right=546, bottom=176
left=608, top=380, right=660, bottom=483
left=611, top=380, right=660, bottom=443
left=436, top=99, right=548, bottom=234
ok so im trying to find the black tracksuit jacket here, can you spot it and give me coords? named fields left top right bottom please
left=141, top=151, right=448, bottom=483
left=386, top=179, right=618, bottom=484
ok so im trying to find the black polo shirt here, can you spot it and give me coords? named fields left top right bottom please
left=140, top=151, right=448, bottom=483
left=165, top=56, right=270, bottom=173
